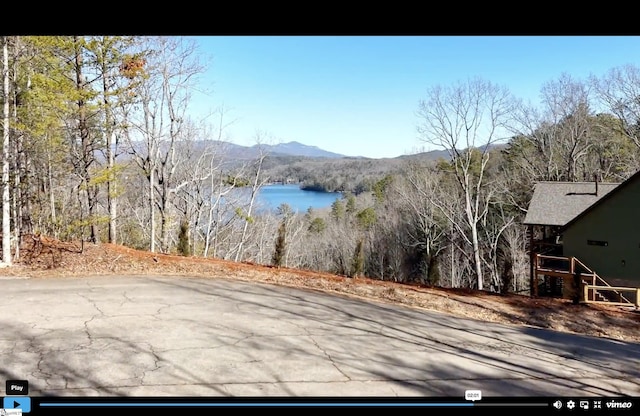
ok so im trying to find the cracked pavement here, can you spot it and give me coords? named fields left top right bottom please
left=0, top=275, right=639, bottom=397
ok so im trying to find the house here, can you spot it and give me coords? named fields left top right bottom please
left=560, top=171, right=640, bottom=289
left=523, top=172, right=640, bottom=305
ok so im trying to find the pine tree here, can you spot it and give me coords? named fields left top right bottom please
left=350, top=238, right=365, bottom=278
left=177, top=220, right=191, bottom=256
left=272, top=220, right=286, bottom=267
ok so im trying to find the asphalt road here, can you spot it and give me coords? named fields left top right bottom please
left=0, top=275, right=639, bottom=398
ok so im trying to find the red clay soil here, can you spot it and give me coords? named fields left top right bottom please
left=2, top=234, right=639, bottom=344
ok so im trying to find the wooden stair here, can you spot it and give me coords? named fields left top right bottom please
left=534, top=254, right=638, bottom=308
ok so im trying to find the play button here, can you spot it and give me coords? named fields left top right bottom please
left=2, top=396, right=30, bottom=413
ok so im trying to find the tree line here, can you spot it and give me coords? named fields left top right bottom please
left=3, top=35, right=640, bottom=294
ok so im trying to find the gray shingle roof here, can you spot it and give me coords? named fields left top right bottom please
left=522, top=181, right=620, bottom=226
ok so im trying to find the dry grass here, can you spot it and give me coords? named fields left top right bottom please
left=3, top=234, right=639, bottom=344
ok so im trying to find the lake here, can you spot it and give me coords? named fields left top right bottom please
left=257, top=184, right=342, bottom=213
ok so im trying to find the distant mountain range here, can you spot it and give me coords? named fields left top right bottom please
left=201, top=140, right=347, bottom=159
left=210, top=140, right=463, bottom=161
left=257, top=141, right=348, bottom=158
left=126, top=139, right=505, bottom=162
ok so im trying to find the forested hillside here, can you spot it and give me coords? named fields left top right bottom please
left=2, top=36, right=640, bottom=294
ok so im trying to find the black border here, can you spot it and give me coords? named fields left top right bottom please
left=5, top=396, right=636, bottom=416
left=6, top=4, right=640, bottom=37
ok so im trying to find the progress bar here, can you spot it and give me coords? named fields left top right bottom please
left=39, top=402, right=551, bottom=407
left=40, top=402, right=476, bottom=407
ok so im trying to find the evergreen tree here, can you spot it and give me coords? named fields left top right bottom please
left=426, top=253, right=440, bottom=286
left=308, top=217, right=326, bottom=234
left=350, top=238, right=365, bottom=278
left=272, top=220, right=286, bottom=267
left=330, top=199, right=344, bottom=221
left=177, top=220, right=191, bottom=256
left=345, top=193, right=356, bottom=214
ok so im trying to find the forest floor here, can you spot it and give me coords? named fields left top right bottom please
left=1, top=234, right=639, bottom=344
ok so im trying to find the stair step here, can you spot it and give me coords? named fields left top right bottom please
left=537, top=254, right=634, bottom=306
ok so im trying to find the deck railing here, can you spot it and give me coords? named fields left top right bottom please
left=582, top=285, right=639, bottom=308
left=534, top=254, right=636, bottom=307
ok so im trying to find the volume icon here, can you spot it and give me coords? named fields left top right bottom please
left=553, top=400, right=563, bottom=409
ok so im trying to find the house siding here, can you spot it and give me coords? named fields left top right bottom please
left=562, top=176, right=640, bottom=288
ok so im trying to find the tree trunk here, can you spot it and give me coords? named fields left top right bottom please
left=470, top=222, right=483, bottom=290
left=48, top=148, right=56, bottom=225
left=234, top=151, right=265, bottom=262
left=2, top=37, right=11, bottom=264
left=73, top=36, right=99, bottom=244
left=158, top=178, right=170, bottom=254
left=149, top=167, right=155, bottom=253
left=12, top=133, right=22, bottom=260
left=160, top=202, right=169, bottom=253
left=464, top=179, right=483, bottom=291
left=104, top=70, right=117, bottom=244
left=86, top=187, right=99, bottom=244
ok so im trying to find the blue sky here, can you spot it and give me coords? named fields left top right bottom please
left=188, top=36, right=640, bottom=159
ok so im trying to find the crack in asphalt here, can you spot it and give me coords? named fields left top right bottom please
left=78, top=293, right=105, bottom=348
left=121, top=291, right=134, bottom=306
left=34, top=352, right=55, bottom=389
left=155, top=301, right=173, bottom=315
left=283, top=316, right=364, bottom=382
left=304, top=331, right=351, bottom=381
left=5, top=276, right=640, bottom=397
left=137, top=342, right=163, bottom=386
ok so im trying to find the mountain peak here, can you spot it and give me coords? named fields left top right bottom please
left=252, top=141, right=345, bottom=158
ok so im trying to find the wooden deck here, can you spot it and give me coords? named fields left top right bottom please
left=534, top=254, right=639, bottom=308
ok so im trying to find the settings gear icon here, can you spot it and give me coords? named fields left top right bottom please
left=566, top=400, right=576, bottom=410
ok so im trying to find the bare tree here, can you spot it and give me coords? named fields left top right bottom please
left=540, top=74, right=594, bottom=182
left=122, top=50, right=158, bottom=252
left=203, top=156, right=243, bottom=258
left=70, top=36, right=102, bottom=244
left=395, top=161, right=447, bottom=283
left=591, top=64, right=640, bottom=149
left=124, top=36, right=204, bottom=253
left=501, top=220, right=529, bottom=294
left=87, top=35, right=136, bottom=244
left=482, top=200, right=515, bottom=292
left=509, top=104, right=560, bottom=182
left=510, top=74, right=604, bottom=186
left=585, top=113, right=638, bottom=181
left=233, top=134, right=269, bottom=262
left=2, top=36, right=10, bottom=264
left=417, top=77, right=515, bottom=290
left=189, top=107, right=241, bottom=258
left=171, top=121, right=224, bottom=255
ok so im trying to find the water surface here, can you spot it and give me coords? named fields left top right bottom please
left=258, top=184, right=341, bottom=213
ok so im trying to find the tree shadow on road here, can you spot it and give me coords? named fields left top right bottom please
left=0, top=321, right=230, bottom=397
left=149, top=277, right=640, bottom=397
